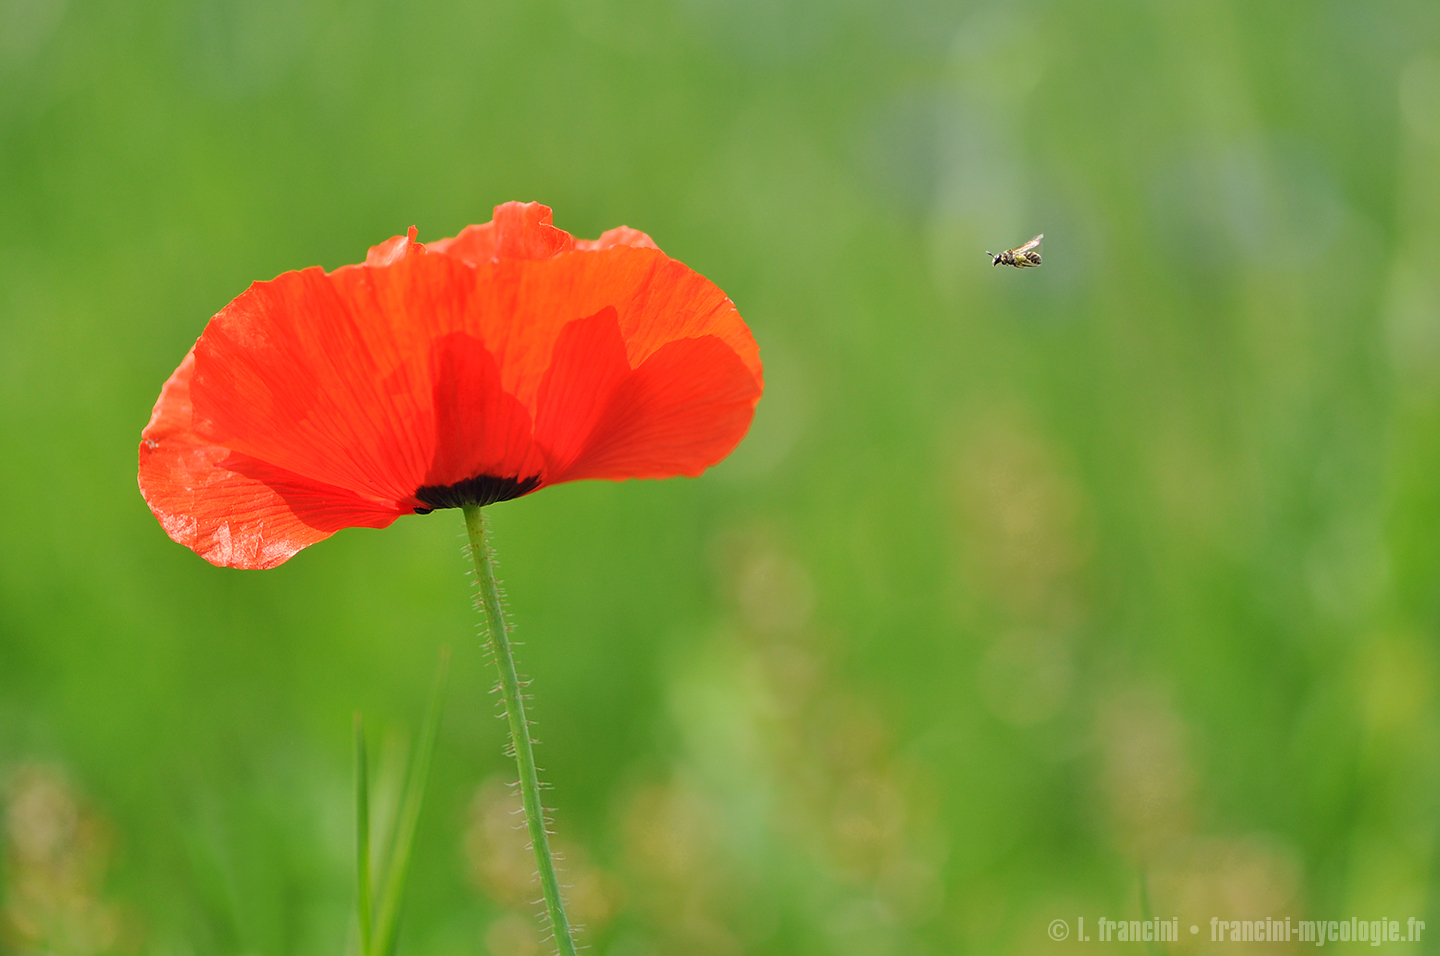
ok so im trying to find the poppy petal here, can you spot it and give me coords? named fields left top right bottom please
left=422, top=332, right=545, bottom=489
left=427, top=201, right=575, bottom=265
left=533, top=307, right=633, bottom=477
left=574, top=225, right=658, bottom=251
left=139, top=350, right=406, bottom=569
left=365, top=226, right=421, bottom=267
left=469, top=246, right=762, bottom=419
left=552, top=334, right=762, bottom=483
left=188, top=247, right=478, bottom=504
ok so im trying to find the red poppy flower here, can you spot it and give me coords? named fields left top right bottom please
left=139, top=202, right=763, bottom=569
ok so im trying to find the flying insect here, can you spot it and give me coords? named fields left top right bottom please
left=987, top=234, right=1043, bottom=268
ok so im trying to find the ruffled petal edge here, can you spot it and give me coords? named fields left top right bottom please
left=139, top=349, right=407, bottom=569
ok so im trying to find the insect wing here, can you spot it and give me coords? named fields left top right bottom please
left=986, top=234, right=1043, bottom=268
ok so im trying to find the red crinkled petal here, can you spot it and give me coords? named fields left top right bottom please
left=532, top=307, right=634, bottom=478
left=365, top=226, right=418, bottom=267
left=530, top=307, right=761, bottom=484
left=138, top=350, right=406, bottom=569
left=426, top=203, right=658, bottom=263
left=423, top=332, right=546, bottom=488
left=188, top=241, right=478, bottom=504
left=427, top=202, right=575, bottom=265
left=141, top=203, right=763, bottom=568
left=574, top=225, right=659, bottom=251
left=461, top=246, right=762, bottom=416
left=552, top=334, right=762, bottom=483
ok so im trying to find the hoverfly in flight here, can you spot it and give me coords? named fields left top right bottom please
left=987, top=233, right=1043, bottom=268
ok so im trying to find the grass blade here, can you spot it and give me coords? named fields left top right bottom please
left=370, top=646, right=451, bottom=956
left=355, top=712, right=373, bottom=956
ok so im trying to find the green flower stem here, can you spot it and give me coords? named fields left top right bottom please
left=463, top=504, right=577, bottom=956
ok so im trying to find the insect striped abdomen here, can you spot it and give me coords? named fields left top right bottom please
left=987, top=233, right=1044, bottom=269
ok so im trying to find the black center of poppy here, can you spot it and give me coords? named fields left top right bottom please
left=413, top=474, right=542, bottom=513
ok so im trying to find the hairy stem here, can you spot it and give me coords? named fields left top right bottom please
left=463, top=504, right=577, bottom=956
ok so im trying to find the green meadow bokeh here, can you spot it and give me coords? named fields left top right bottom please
left=4, top=0, right=1440, bottom=953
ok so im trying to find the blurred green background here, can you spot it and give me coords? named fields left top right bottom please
left=4, top=0, right=1440, bottom=953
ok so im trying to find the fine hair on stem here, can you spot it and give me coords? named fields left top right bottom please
left=463, top=503, right=578, bottom=956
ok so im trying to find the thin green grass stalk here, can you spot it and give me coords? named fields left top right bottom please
left=370, top=647, right=451, bottom=956
left=368, top=731, right=409, bottom=899
left=462, top=504, right=578, bottom=956
left=355, top=713, right=373, bottom=956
